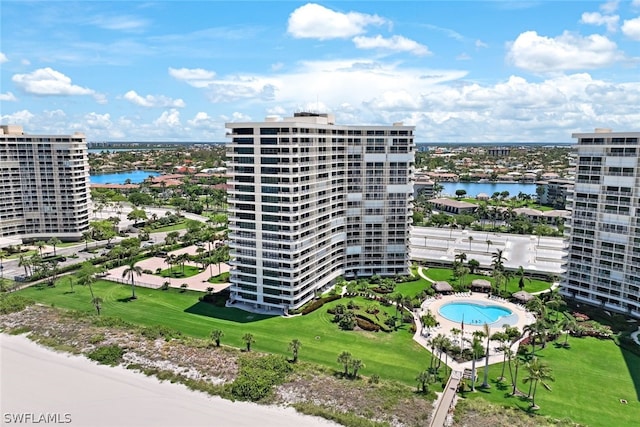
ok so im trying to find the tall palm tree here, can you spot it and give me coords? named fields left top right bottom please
left=516, top=266, right=530, bottom=291
left=560, top=314, right=577, bottom=348
left=35, top=240, right=46, bottom=256
left=47, top=237, right=62, bottom=256
left=416, top=370, right=430, bottom=393
left=485, top=239, right=492, bottom=253
left=76, top=262, right=100, bottom=315
left=491, top=249, right=506, bottom=272
left=481, top=323, right=491, bottom=388
left=289, top=339, right=302, bottom=363
left=522, top=357, right=554, bottom=409
left=122, top=259, right=142, bottom=300
left=470, top=336, right=484, bottom=392
left=18, top=254, right=31, bottom=277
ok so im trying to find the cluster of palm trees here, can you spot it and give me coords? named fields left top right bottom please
left=337, top=351, right=365, bottom=379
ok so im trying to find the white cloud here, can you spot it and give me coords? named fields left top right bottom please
left=621, top=16, right=640, bottom=40
left=21, top=59, right=30, bottom=66
left=352, top=35, right=431, bottom=56
left=271, top=62, right=284, bottom=71
left=88, top=15, right=149, bottom=32
left=84, top=112, right=112, bottom=129
left=154, top=109, right=181, bottom=128
left=11, top=68, right=106, bottom=102
left=633, top=0, right=640, bottom=8
left=507, top=31, right=624, bottom=72
left=123, top=90, right=186, bottom=108
left=287, top=3, right=385, bottom=40
left=187, top=112, right=218, bottom=128
left=0, top=52, right=8, bottom=63
left=168, top=67, right=215, bottom=81
left=0, top=110, right=35, bottom=126
left=580, top=12, right=619, bottom=32
left=456, top=53, right=471, bottom=61
left=0, top=92, right=17, bottom=102
left=475, top=39, right=488, bottom=49
left=600, top=0, right=619, bottom=14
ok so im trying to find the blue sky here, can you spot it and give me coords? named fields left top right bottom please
left=1, top=1, right=639, bottom=142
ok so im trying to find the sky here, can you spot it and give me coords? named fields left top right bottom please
left=1, top=0, right=639, bottom=143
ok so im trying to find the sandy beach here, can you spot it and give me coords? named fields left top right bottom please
left=0, top=334, right=337, bottom=427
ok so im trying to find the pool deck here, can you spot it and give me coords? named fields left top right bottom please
left=412, top=291, right=535, bottom=372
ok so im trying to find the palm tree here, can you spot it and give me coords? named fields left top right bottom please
left=522, top=357, right=554, bottom=409
left=560, top=314, right=577, bottom=348
left=337, top=351, right=352, bottom=377
left=82, top=231, right=92, bottom=251
left=289, top=339, right=302, bottom=363
left=165, top=254, right=176, bottom=275
left=481, top=323, right=491, bottom=388
left=47, top=237, right=62, bottom=256
left=18, top=254, right=31, bottom=277
left=516, top=266, right=529, bottom=291
left=491, top=249, right=506, bottom=272
left=491, top=331, right=510, bottom=381
left=511, top=354, right=524, bottom=396
left=349, top=359, right=364, bottom=378
left=122, top=259, right=142, bottom=300
left=76, top=262, right=100, bottom=315
left=211, top=329, right=224, bottom=347
left=416, top=370, right=430, bottom=393
left=485, top=239, right=493, bottom=253
left=35, top=240, right=46, bottom=256
left=524, top=319, right=548, bottom=355
left=468, top=235, right=474, bottom=251
left=242, top=333, right=255, bottom=352
left=470, top=336, right=484, bottom=391
left=454, top=252, right=467, bottom=265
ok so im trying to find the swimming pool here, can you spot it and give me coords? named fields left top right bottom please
left=438, top=301, right=513, bottom=325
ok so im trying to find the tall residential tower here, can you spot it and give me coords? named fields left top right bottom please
left=226, top=113, right=414, bottom=312
left=564, top=129, right=640, bottom=318
left=0, top=125, right=91, bottom=245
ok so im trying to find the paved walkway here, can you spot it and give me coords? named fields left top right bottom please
left=429, top=370, right=462, bottom=427
left=104, top=245, right=230, bottom=293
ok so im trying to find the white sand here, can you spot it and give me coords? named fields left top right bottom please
left=0, top=334, right=337, bottom=427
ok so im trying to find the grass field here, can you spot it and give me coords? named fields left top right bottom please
left=18, top=281, right=431, bottom=386
left=158, top=266, right=201, bottom=278
left=423, top=267, right=550, bottom=293
left=464, top=336, right=640, bottom=427
left=150, top=222, right=187, bottom=233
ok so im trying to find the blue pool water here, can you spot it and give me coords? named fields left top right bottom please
left=440, top=182, right=537, bottom=197
left=90, top=170, right=160, bottom=184
left=439, top=302, right=512, bottom=325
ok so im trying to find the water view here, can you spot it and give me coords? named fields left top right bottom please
left=90, top=170, right=160, bottom=185
left=441, top=182, right=538, bottom=197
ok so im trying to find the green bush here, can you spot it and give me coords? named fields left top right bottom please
left=0, top=294, right=34, bottom=314
left=230, top=354, right=293, bottom=401
left=140, top=324, right=183, bottom=341
left=87, top=345, right=124, bottom=366
left=300, top=294, right=342, bottom=315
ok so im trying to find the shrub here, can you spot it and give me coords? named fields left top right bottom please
left=230, top=355, right=292, bottom=401
left=301, top=294, right=342, bottom=315
left=87, top=345, right=124, bottom=366
left=140, top=324, right=183, bottom=341
left=0, top=294, right=34, bottom=314
left=356, top=317, right=380, bottom=332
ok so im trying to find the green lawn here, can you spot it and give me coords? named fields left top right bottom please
left=17, top=281, right=431, bottom=386
left=423, top=267, right=550, bottom=293
left=208, top=272, right=230, bottom=284
left=158, top=265, right=202, bottom=278
left=393, top=270, right=433, bottom=298
left=464, top=336, right=640, bottom=427
left=150, top=222, right=187, bottom=233
left=6, top=250, right=38, bottom=259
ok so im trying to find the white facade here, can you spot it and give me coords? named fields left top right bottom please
left=226, top=113, right=415, bottom=311
left=0, top=125, right=91, bottom=243
left=563, top=129, right=640, bottom=318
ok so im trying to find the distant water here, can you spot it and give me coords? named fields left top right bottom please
left=90, top=170, right=160, bottom=184
left=440, top=182, right=538, bottom=197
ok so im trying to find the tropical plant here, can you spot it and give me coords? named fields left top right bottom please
left=121, top=259, right=143, bottom=300
left=211, top=329, right=224, bottom=347
left=349, top=359, right=364, bottom=378
left=522, top=357, right=554, bottom=409
left=288, top=339, right=301, bottom=363
left=47, top=237, right=62, bottom=256
left=416, top=370, right=430, bottom=393
left=242, top=333, right=255, bottom=352
left=470, top=336, right=484, bottom=391
left=481, top=323, right=491, bottom=388
left=337, top=351, right=352, bottom=377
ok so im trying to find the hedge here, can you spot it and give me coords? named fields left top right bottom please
left=300, top=294, right=342, bottom=315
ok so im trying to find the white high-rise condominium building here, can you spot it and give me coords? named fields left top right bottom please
left=564, top=129, right=640, bottom=318
left=226, top=112, right=415, bottom=312
left=0, top=125, right=91, bottom=245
